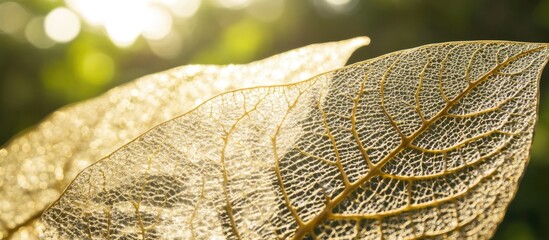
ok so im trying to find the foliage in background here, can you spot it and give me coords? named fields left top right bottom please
left=1, top=0, right=549, bottom=239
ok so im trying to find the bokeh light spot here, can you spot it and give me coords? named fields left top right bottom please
left=67, top=40, right=117, bottom=90
left=45, top=7, right=81, bottom=43
left=102, top=0, right=149, bottom=47
left=247, top=0, right=285, bottom=22
left=192, top=20, right=268, bottom=64
left=162, top=0, right=201, bottom=18
left=314, top=0, right=359, bottom=14
left=104, top=19, right=141, bottom=48
left=0, top=2, right=30, bottom=34
left=25, top=17, right=55, bottom=49
left=147, top=30, right=183, bottom=59
left=223, top=20, right=267, bottom=60
left=142, top=6, right=173, bottom=40
left=215, top=0, right=252, bottom=9
left=325, top=0, right=351, bottom=6
left=77, top=52, right=115, bottom=86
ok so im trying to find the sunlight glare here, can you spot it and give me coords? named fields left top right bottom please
left=65, top=0, right=192, bottom=47
left=64, top=0, right=109, bottom=26
left=104, top=0, right=148, bottom=47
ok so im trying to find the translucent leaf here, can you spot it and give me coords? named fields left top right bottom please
left=42, top=41, right=549, bottom=239
left=0, top=37, right=370, bottom=239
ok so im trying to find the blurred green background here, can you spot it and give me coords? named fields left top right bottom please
left=1, top=0, right=548, bottom=238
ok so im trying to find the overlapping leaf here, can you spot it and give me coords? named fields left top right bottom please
left=0, top=37, right=370, bottom=239
left=41, top=41, right=549, bottom=239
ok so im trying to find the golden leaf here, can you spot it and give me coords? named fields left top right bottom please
left=0, top=37, right=370, bottom=239
left=42, top=41, right=548, bottom=239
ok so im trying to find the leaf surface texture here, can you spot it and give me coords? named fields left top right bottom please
left=42, top=41, right=549, bottom=239
left=0, top=37, right=369, bottom=239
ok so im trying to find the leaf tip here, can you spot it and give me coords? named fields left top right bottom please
left=349, top=36, right=371, bottom=48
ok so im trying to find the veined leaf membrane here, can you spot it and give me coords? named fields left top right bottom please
left=0, top=37, right=369, bottom=239
left=43, top=42, right=549, bottom=239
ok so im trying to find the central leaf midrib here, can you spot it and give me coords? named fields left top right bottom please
left=291, top=44, right=547, bottom=239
